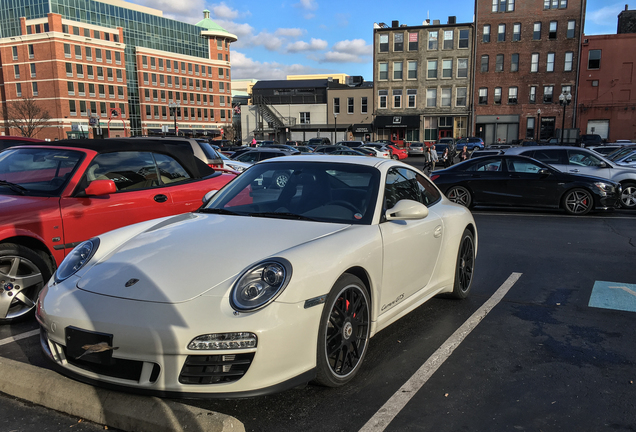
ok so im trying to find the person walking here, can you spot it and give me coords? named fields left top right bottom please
left=441, top=147, right=449, bottom=167
left=430, top=145, right=439, bottom=171
left=460, top=146, right=468, bottom=161
left=424, top=146, right=432, bottom=175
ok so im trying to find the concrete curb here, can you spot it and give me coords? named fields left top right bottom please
left=0, top=356, right=245, bottom=432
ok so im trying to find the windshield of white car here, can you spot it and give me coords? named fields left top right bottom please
left=0, top=148, right=84, bottom=196
left=201, top=161, right=380, bottom=225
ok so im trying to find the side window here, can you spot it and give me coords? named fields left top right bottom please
left=86, top=151, right=159, bottom=191
left=467, top=158, right=502, bottom=172
left=384, top=167, right=441, bottom=210
left=524, top=149, right=563, bottom=164
left=153, top=153, right=190, bottom=184
left=567, top=150, right=604, bottom=167
left=236, top=152, right=260, bottom=163
left=506, top=158, right=544, bottom=173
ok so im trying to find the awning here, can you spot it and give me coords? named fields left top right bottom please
left=351, top=123, right=374, bottom=134
left=374, top=115, right=420, bottom=129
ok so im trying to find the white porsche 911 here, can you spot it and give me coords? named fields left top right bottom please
left=37, top=155, right=477, bottom=398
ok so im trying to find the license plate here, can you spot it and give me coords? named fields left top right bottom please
left=65, top=326, right=115, bottom=365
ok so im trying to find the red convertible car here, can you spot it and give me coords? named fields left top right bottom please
left=0, top=138, right=237, bottom=322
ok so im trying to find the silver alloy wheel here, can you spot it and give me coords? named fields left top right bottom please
left=274, top=172, right=290, bottom=188
left=0, top=255, right=44, bottom=320
left=447, top=186, right=472, bottom=208
left=564, top=189, right=592, bottom=215
left=620, top=183, right=636, bottom=209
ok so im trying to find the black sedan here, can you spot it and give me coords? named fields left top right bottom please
left=430, top=155, right=620, bottom=215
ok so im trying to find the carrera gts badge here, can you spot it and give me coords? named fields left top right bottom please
left=125, top=278, right=139, bottom=287
left=76, top=342, right=119, bottom=360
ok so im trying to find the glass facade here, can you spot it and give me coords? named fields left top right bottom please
left=1, top=0, right=214, bottom=135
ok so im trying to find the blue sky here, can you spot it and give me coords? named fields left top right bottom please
left=132, top=0, right=629, bottom=80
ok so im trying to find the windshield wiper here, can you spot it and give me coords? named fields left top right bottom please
left=199, top=207, right=244, bottom=216
left=0, top=180, right=27, bottom=195
left=249, top=211, right=316, bottom=221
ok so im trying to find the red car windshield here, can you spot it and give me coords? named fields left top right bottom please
left=0, top=148, right=84, bottom=196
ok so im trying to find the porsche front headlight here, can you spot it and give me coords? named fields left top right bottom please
left=230, top=259, right=292, bottom=311
left=54, top=238, right=100, bottom=283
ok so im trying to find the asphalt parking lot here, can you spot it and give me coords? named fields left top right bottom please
left=1, top=158, right=636, bottom=431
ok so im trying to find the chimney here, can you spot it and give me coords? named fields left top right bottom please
left=448, top=16, right=456, bottom=24
left=433, top=19, right=440, bottom=25
left=392, top=20, right=399, bottom=28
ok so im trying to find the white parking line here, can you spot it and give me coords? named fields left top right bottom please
left=359, top=272, right=522, bottom=432
left=0, top=329, right=40, bottom=347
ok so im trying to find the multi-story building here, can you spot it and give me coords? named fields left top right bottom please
left=373, top=18, right=474, bottom=146
left=326, top=79, right=374, bottom=142
left=0, top=1, right=236, bottom=139
left=474, top=0, right=585, bottom=144
left=577, top=8, right=636, bottom=141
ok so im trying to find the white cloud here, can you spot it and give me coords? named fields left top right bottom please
left=295, top=0, right=318, bottom=11
left=286, top=38, right=328, bottom=53
left=230, top=51, right=319, bottom=80
left=587, top=2, right=624, bottom=26
left=275, top=28, right=306, bottom=38
left=318, top=39, right=372, bottom=63
left=211, top=2, right=239, bottom=20
left=133, top=0, right=206, bottom=24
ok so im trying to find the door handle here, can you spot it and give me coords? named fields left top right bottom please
left=154, top=194, right=168, bottom=203
left=570, top=169, right=580, bottom=173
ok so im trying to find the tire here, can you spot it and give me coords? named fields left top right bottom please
left=562, top=188, right=593, bottom=215
left=446, top=186, right=473, bottom=208
left=314, top=274, right=370, bottom=387
left=449, top=229, right=475, bottom=299
left=0, top=243, right=53, bottom=323
left=619, top=182, right=636, bottom=209
left=392, top=154, right=399, bottom=160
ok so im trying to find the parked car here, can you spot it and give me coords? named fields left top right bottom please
left=218, top=152, right=252, bottom=173
left=375, top=139, right=397, bottom=146
left=0, top=139, right=237, bottom=322
left=329, top=148, right=370, bottom=156
left=579, top=134, right=603, bottom=147
left=0, top=136, right=46, bottom=151
left=360, top=146, right=391, bottom=159
left=469, top=149, right=504, bottom=159
left=588, top=145, right=625, bottom=157
left=259, top=143, right=299, bottom=152
left=336, top=141, right=366, bottom=148
left=307, top=137, right=331, bottom=147
left=605, top=145, right=636, bottom=162
left=456, top=137, right=485, bottom=151
left=312, top=145, right=350, bottom=154
left=611, top=149, right=636, bottom=168
left=130, top=136, right=224, bottom=169
left=504, top=145, right=636, bottom=209
left=430, top=155, right=620, bottom=215
left=355, top=147, right=377, bottom=157
left=233, top=148, right=300, bottom=164
left=387, top=144, right=408, bottom=160
left=363, top=143, right=394, bottom=158
left=37, top=155, right=477, bottom=396
left=437, top=138, right=457, bottom=155
left=520, top=140, right=539, bottom=147
left=296, top=146, right=315, bottom=153
left=408, top=142, right=426, bottom=156
left=286, top=141, right=304, bottom=146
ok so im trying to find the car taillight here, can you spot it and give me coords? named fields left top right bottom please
left=430, top=174, right=440, bottom=181
left=208, top=163, right=223, bottom=168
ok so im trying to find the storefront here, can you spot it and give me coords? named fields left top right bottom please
left=374, top=116, right=420, bottom=146
left=351, top=124, right=374, bottom=142
left=475, top=115, right=520, bottom=146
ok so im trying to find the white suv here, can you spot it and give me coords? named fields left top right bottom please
left=504, top=146, right=636, bottom=209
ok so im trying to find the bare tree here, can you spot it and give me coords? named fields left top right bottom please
left=6, top=97, right=51, bottom=138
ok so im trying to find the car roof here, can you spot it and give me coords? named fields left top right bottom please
left=257, top=154, right=393, bottom=168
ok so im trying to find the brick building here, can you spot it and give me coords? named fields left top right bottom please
left=0, top=0, right=236, bottom=140
left=474, top=0, right=585, bottom=144
left=373, top=18, right=474, bottom=146
left=577, top=31, right=636, bottom=141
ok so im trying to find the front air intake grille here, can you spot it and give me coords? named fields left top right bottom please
left=63, top=346, right=160, bottom=383
left=179, top=353, right=255, bottom=385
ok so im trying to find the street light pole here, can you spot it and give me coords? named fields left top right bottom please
left=334, top=113, right=338, bottom=144
left=169, top=101, right=180, bottom=136
left=559, top=91, right=572, bottom=145
left=536, top=109, right=541, bottom=142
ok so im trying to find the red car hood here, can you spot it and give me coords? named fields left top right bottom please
left=0, top=194, right=60, bottom=226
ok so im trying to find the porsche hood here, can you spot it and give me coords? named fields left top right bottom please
left=75, top=213, right=349, bottom=303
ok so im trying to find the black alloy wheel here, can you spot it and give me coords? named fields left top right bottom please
left=314, top=274, right=370, bottom=387
left=563, top=188, right=593, bottom=215
left=446, top=186, right=473, bottom=208
left=450, top=229, right=475, bottom=299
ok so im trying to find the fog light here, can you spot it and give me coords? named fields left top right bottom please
left=188, top=332, right=257, bottom=350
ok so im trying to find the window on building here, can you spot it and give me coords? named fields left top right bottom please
left=12, top=46, right=18, bottom=60
left=379, top=63, right=388, bottom=80
left=78, top=82, right=85, bottom=96
left=549, top=21, right=557, bottom=40
left=408, top=32, right=418, bottom=50
left=99, top=85, right=105, bottom=98
left=67, top=82, right=74, bottom=95
left=361, top=97, right=368, bottom=113
left=393, top=61, right=403, bottom=80
left=459, top=30, right=469, bottom=48
left=533, top=22, right=541, bottom=40
left=108, top=68, right=114, bottom=81
left=456, top=87, right=467, bottom=106
left=75, top=45, right=82, bottom=59
left=492, top=0, right=514, bottom=11
left=93, top=30, right=100, bottom=39
left=117, top=69, right=123, bottom=82
left=28, top=45, right=34, bottom=59
left=379, top=90, right=388, bottom=108
left=15, top=83, right=22, bottom=97
left=494, top=87, right=502, bottom=104
left=508, top=87, right=518, bottom=104
left=428, top=31, right=438, bottom=50
left=526, top=117, right=536, bottom=139
left=96, top=49, right=102, bottom=62
left=65, top=62, right=73, bottom=77
left=347, top=97, right=354, bottom=113
left=560, top=0, right=567, bottom=7
left=564, top=52, right=573, bottom=71
left=76, top=64, right=84, bottom=78
left=379, top=34, right=389, bottom=52
left=69, top=100, right=76, bottom=115
left=496, top=54, right=504, bottom=72
left=457, top=58, right=468, bottom=78
left=529, top=86, right=537, bottom=103
left=547, top=52, right=555, bottom=72
left=567, top=20, right=575, bottom=39
left=89, top=83, right=95, bottom=97
left=393, top=89, right=402, bottom=108
left=31, top=82, right=38, bottom=97
left=588, top=49, right=601, bottom=69
left=513, top=23, right=521, bottom=41
left=64, top=44, right=71, bottom=58
left=543, top=85, right=554, bottom=103
left=479, top=88, right=488, bottom=104
left=561, top=85, right=572, bottom=98
left=498, top=24, right=505, bottom=42
left=531, top=53, right=539, bottom=72
left=85, top=46, right=92, bottom=60
left=481, top=55, right=489, bottom=72
left=299, top=112, right=310, bottom=124
left=29, top=63, right=36, bottom=78
left=427, top=60, right=438, bottom=78
left=441, top=88, right=451, bottom=107
left=13, top=65, right=19, bottom=79
left=408, top=61, right=418, bottom=79
left=511, top=53, right=519, bottom=72
left=394, top=33, right=404, bottom=51
left=443, top=30, right=454, bottom=49
left=426, top=88, right=437, bottom=107
left=142, top=56, right=147, bottom=67
left=334, top=97, right=340, bottom=114
left=407, top=89, right=417, bottom=108
left=483, top=25, right=491, bottom=43
left=442, top=59, right=453, bottom=78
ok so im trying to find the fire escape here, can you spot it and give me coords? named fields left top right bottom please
left=252, top=94, right=296, bottom=141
